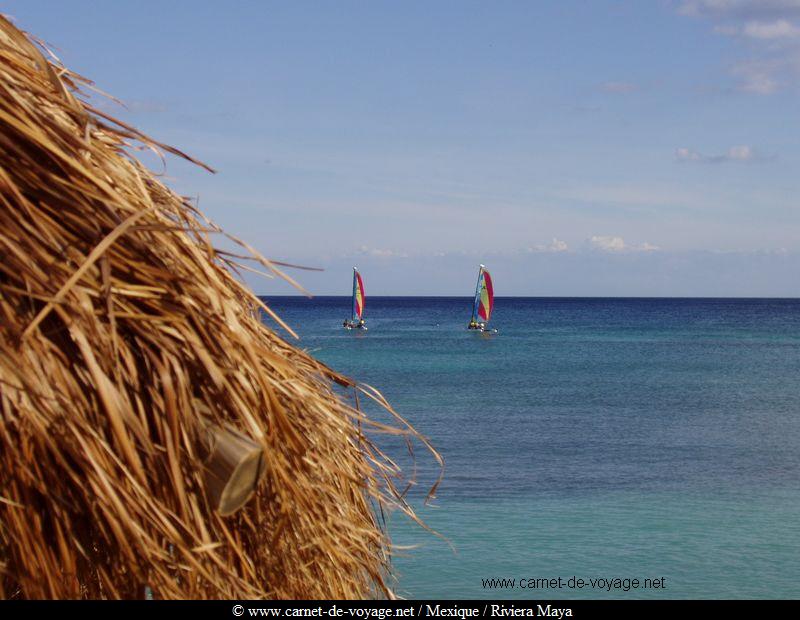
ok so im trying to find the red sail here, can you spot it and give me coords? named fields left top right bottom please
left=354, top=272, right=365, bottom=319
left=477, top=270, right=493, bottom=322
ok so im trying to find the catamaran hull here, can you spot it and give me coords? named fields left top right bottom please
left=467, top=325, right=497, bottom=333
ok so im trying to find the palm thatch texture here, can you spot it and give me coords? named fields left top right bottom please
left=0, top=15, right=440, bottom=599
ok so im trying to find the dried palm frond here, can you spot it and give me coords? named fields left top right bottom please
left=0, top=14, right=440, bottom=599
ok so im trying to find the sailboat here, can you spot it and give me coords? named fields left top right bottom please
left=343, top=267, right=367, bottom=330
left=467, top=264, right=495, bottom=332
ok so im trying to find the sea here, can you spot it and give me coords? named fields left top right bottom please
left=262, top=297, right=800, bottom=599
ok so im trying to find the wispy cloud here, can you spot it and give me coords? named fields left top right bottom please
left=675, top=144, right=765, bottom=162
left=560, top=184, right=710, bottom=212
left=678, top=1, right=800, bottom=93
left=731, top=58, right=786, bottom=93
left=598, top=81, right=638, bottom=93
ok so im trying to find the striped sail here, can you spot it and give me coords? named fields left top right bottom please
left=472, top=266, right=494, bottom=323
left=352, top=269, right=365, bottom=321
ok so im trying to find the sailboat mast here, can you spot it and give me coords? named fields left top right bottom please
left=351, top=268, right=358, bottom=322
left=471, top=265, right=484, bottom=322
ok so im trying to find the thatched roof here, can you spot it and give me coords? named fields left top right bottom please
left=0, top=15, right=439, bottom=599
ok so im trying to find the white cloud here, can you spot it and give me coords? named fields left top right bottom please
left=713, top=18, right=800, bottom=38
left=728, top=145, right=755, bottom=159
left=355, top=245, right=408, bottom=258
left=678, top=1, right=800, bottom=18
left=675, top=147, right=703, bottom=161
left=675, top=144, right=763, bottom=162
left=742, top=18, right=800, bottom=38
left=587, top=236, right=627, bottom=252
left=638, top=242, right=661, bottom=252
left=529, top=238, right=569, bottom=253
left=586, top=236, right=660, bottom=253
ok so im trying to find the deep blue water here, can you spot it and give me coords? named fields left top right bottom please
left=262, top=297, right=800, bottom=599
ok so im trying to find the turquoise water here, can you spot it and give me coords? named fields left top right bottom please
left=264, top=297, right=800, bottom=599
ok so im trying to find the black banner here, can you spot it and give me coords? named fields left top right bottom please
left=0, top=599, right=797, bottom=619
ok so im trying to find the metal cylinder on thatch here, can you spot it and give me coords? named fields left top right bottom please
left=0, top=15, right=440, bottom=599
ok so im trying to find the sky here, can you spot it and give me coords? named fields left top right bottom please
left=4, top=1, right=800, bottom=296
